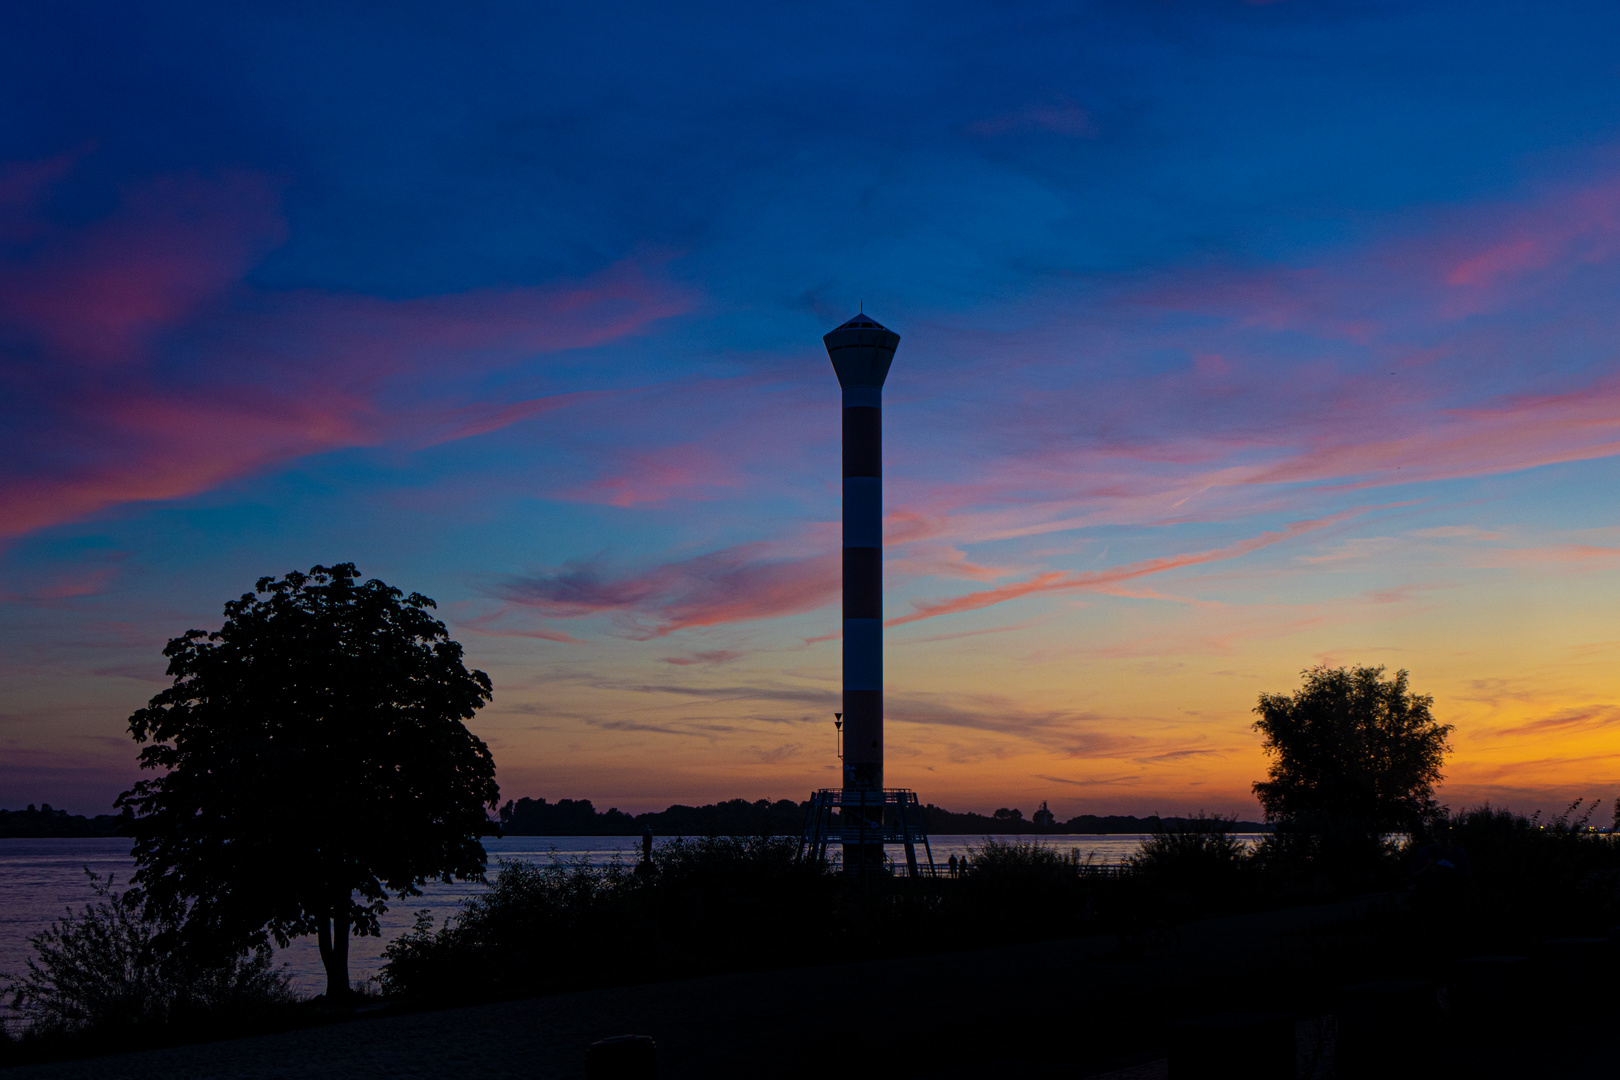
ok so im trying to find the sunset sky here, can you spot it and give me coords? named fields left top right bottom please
left=5, top=1, right=1620, bottom=819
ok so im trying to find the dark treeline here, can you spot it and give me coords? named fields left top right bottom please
left=500, top=797, right=806, bottom=837
left=498, top=796, right=1269, bottom=836
left=1, top=796, right=1269, bottom=839
left=0, top=804, right=127, bottom=838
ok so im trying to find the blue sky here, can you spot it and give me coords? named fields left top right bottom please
left=5, top=1, right=1620, bottom=816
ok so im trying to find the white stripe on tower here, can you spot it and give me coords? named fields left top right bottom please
left=823, top=313, right=900, bottom=876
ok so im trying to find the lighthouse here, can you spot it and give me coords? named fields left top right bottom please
left=823, top=312, right=900, bottom=875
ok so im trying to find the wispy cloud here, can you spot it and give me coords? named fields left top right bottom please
left=887, top=511, right=1364, bottom=627
left=490, top=544, right=839, bottom=638
left=661, top=650, right=746, bottom=666
left=0, top=156, right=694, bottom=544
left=965, top=97, right=1098, bottom=138
left=1496, top=705, right=1620, bottom=738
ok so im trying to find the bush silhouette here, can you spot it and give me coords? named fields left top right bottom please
left=381, top=836, right=834, bottom=1000
left=1426, top=800, right=1620, bottom=945
left=3, top=872, right=293, bottom=1039
left=1129, top=813, right=1250, bottom=913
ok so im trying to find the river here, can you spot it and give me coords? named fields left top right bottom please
left=0, top=831, right=1190, bottom=1027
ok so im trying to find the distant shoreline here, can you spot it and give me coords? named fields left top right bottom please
left=0, top=805, right=127, bottom=839
left=496, top=796, right=1270, bottom=837
left=2, top=797, right=1272, bottom=840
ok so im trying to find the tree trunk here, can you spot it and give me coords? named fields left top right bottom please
left=316, top=906, right=352, bottom=999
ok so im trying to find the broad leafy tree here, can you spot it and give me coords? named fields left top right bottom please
left=117, top=564, right=498, bottom=997
left=1253, top=664, right=1451, bottom=850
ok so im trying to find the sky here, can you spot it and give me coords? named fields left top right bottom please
left=4, top=1, right=1620, bottom=819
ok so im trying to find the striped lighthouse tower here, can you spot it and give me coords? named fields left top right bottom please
left=823, top=312, right=899, bottom=876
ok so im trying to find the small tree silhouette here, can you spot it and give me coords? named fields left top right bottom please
left=1252, top=665, right=1451, bottom=874
left=117, top=564, right=498, bottom=998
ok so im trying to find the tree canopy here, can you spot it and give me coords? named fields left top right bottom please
left=117, top=564, right=498, bottom=997
left=1252, top=664, right=1451, bottom=841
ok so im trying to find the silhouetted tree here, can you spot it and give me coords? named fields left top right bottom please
left=117, top=564, right=498, bottom=998
left=1253, top=665, right=1450, bottom=867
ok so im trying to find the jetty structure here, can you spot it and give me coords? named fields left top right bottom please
left=800, top=312, right=936, bottom=878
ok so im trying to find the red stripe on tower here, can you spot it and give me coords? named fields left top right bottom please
left=823, top=312, right=899, bottom=876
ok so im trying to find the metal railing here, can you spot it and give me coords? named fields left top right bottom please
left=799, top=788, right=938, bottom=878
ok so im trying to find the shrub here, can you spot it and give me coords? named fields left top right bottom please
left=3, top=871, right=295, bottom=1040
left=642, top=836, right=833, bottom=967
left=379, top=853, right=634, bottom=1001
left=1129, top=813, right=1249, bottom=912
left=953, top=838, right=1102, bottom=938
left=962, top=837, right=1092, bottom=885
left=380, top=837, right=837, bottom=1001
left=1421, top=800, right=1620, bottom=945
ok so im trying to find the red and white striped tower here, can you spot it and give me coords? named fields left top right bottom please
left=823, top=312, right=899, bottom=876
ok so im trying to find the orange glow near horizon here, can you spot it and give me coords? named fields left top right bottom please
left=6, top=11, right=1620, bottom=822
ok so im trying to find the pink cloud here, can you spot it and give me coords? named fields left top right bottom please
left=1496, top=706, right=1620, bottom=738
left=872, top=168, right=1620, bottom=558
left=0, top=151, right=82, bottom=207
left=0, top=148, right=88, bottom=242
left=491, top=543, right=841, bottom=638
left=0, top=159, right=695, bottom=543
left=240, top=260, right=690, bottom=382
left=0, top=171, right=285, bottom=364
left=3, top=392, right=370, bottom=541
left=1440, top=180, right=1620, bottom=291
left=887, top=542, right=1013, bottom=582
left=661, top=650, right=746, bottom=666
left=1241, top=377, right=1620, bottom=490
left=0, top=560, right=125, bottom=605
left=1125, top=171, right=1620, bottom=347
left=562, top=443, right=744, bottom=507
left=966, top=98, right=1098, bottom=138
left=453, top=612, right=583, bottom=643
left=1462, top=540, right=1620, bottom=570
left=901, top=620, right=1043, bottom=645
left=887, top=510, right=1363, bottom=627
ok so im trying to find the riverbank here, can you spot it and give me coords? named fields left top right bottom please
left=10, top=890, right=1616, bottom=1079
left=0, top=834, right=1171, bottom=1006
left=7, top=820, right=1616, bottom=1077
left=0, top=893, right=1544, bottom=1079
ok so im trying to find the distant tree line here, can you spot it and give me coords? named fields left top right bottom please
left=0, top=804, right=128, bottom=838
left=922, top=805, right=1270, bottom=835
left=499, top=797, right=807, bottom=837
left=498, top=796, right=1268, bottom=836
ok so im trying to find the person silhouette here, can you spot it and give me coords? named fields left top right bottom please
left=635, top=826, right=656, bottom=881
left=948, top=853, right=959, bottom=878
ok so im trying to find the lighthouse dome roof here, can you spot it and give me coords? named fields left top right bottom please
left=823, top=311, right=900, bottom=390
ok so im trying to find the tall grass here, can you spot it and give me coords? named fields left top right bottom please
left=380, top=801, right=1620, bottom=1007
left=380, top=836, right=836, bottom=1000
left=1418, top=800, right=1620, bottom=946
left=1128, top=813, right=1252, bottom=914
left=2, top=872, right=295, bottom=1041
left=1130, top=813, right=1246, bottom=877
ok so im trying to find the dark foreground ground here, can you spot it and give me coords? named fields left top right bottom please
left=6, top=896, right=1615, bottom=1079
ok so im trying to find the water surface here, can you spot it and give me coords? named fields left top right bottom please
left=0, top=833, right=1187, bottom=1012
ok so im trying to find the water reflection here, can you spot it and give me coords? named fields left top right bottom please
left=1, top=834, right=1257, bottom=999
